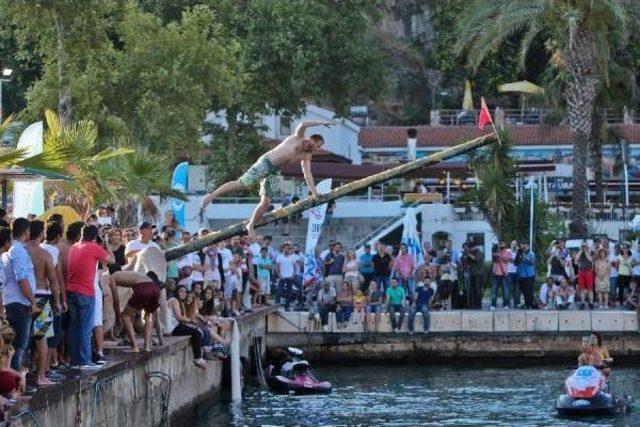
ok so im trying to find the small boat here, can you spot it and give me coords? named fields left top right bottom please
left=556, top=365, right=633, bottom=416
left=266, top=347, right=332, bottom=395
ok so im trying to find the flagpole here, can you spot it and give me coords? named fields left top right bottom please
left=480, top=96, right=502, bottom=145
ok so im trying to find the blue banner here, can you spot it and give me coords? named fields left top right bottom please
left=171, top=162, right=189, bottom=227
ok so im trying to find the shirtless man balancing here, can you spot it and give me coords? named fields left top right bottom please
left=201, top=120, right=334, bottom=236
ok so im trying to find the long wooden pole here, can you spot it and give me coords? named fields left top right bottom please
left=166, top=132, right=498, bottom=261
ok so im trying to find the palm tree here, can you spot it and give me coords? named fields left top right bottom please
left=455, top=0, right=640, bottom=237
left=464, top=130, right=517, bottom=238
left=22, top=110, right=184, bottom=220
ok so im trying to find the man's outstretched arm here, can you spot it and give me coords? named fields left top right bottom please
left=295, top=120, right=334, bottom=137
left=301, top=157, right=318, bottom=197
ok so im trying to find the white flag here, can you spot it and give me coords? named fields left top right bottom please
left=13, top=122, right=44, bottom=218
left=401, top=206, right=424, bottom=266
left=303, top=179, right=332, bottom=285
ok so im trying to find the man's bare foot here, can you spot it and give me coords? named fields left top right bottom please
left=201, top=192, right=215, bottom=209
left=37, top=378, right=57, bottom=387
left=245, top=221, right=256, bottom=238
left=130, top=347, right=140, bottom=353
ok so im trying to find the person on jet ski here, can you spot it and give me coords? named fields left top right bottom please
left=578, top=335, right=603, bottom=367
left=592, top=332, right=613, bottom=375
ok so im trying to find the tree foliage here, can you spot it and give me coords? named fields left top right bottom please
left=1, top=0, right=385, bottom=183
left=429, top=0, right=547, bottom=110
left=200, top=0, right=385, bottom=186
left=23, top=110, right=184, bottom=218
left=455, top=0, right=640, bottom=236
left=1, top=1, right=238, bottom=158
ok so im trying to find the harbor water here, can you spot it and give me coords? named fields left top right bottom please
left=198, top=363, right=640, bottom=426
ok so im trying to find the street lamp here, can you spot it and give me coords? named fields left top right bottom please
left=0, top=68, right=13, bottom=121
left=525, top=176, right=538, bottom=249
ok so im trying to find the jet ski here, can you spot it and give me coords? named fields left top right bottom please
left=556, top=365, right=632, bottom=416
left=266, top=347, right=332, bottom=395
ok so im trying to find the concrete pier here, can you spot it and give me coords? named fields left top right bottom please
left=12, top=306, right=274, bottom=427
left=265, top=310, right=640, bottom=362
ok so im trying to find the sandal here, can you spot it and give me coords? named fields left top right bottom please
left=193, top=359, right=206, bottom=369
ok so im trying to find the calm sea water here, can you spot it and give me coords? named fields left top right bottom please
left=197, top=364, right=639, bottom=427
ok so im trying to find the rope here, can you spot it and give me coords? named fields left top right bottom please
left=90, top=374, right=120, bottom=427
left=10, top=409, right=40, bottom=427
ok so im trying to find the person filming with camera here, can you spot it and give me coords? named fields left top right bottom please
left=515, top=242, right=536, bottom=309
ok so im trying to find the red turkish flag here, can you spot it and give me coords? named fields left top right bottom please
left=478, top=97, right=493, bottom=130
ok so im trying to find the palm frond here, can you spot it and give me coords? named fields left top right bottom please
left=0, top=147, right=28, bottom=168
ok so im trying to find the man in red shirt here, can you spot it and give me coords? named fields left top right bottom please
left=66, top=225, right=114, bottom=369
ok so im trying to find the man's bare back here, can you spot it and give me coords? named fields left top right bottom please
left=266, top=134, right=314, bottom=167
left=57, top=239, right=71, bottom=281
left=26, top=243, right=56, bottom=293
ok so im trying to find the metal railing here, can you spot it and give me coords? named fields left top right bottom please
left=433, top=108, right=640, bottom=126
left=352, top=201, right=421, bottom=250
left=210, top=194, right=402, bottom=204
left=452, top=203, right=640, bottom=223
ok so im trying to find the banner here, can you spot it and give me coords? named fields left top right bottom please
left=401, top=206, right=424, bottom=266
left=170, top=162, right=188, bottom=227
left=13, top=122, right=44, bottom=218
left=303, top=179, right=332, bottom=285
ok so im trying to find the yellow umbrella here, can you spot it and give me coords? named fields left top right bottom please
left=462, top=80, right=474, bottom=110
left=38, top=205, right=82, bottom=231
left=497, top=80, right=544, bottom=94
left=497, top=80, right=543, bottom=116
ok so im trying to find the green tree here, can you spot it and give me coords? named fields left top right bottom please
left=455, top=0, right=640, bottom=237
left=107, top=4, right=239, bottom=157
left=202, top=0, right=385, bottom=186
left=464, top=130, right=564, bottom=271
left=1, top=0, right=124, bottom=125
left=24, top=110, right=183, bottom=218
left=2, top=2, right=238, bottom=158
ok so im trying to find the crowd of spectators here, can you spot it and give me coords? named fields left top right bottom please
left=0, top=203, right=639, bottom=418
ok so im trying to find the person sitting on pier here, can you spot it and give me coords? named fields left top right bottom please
left=167, top=285, right=207, bottom=368
left=0, top=324, right=28, bottom=405
left=365, top=280, right=384, bottom=332
left=200, top=120, right=334, bottom=237
left=386, top=278, right=406, bottom=332
left=555, top=277, right=576, bottom=310
left=538, top=277, right=558, bottom=309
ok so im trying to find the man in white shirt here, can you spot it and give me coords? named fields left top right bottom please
left=249, top=235, right=263, bottom=274
left=124, top=222, right=160, bottom=261
left=275, top=243, right=296, bottom=310
left=217, top=240, right=233, bottom=289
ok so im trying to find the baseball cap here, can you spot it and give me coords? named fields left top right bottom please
left=139, top=221, right=155, bottom=230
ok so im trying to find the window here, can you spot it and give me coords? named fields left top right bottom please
left=280, top=116, right=291, bottom=136
left=466, top=233, right=485, bottom=250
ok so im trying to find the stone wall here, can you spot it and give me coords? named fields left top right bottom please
left=267, top=310, right=639, bottom=334
left=266, top=310, right=640, bottom=362
left=267, top=331, right=640, bottom=362
left=12, top=338, right=223, bottom=427
left=12, top=307, right=274, bottom=427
